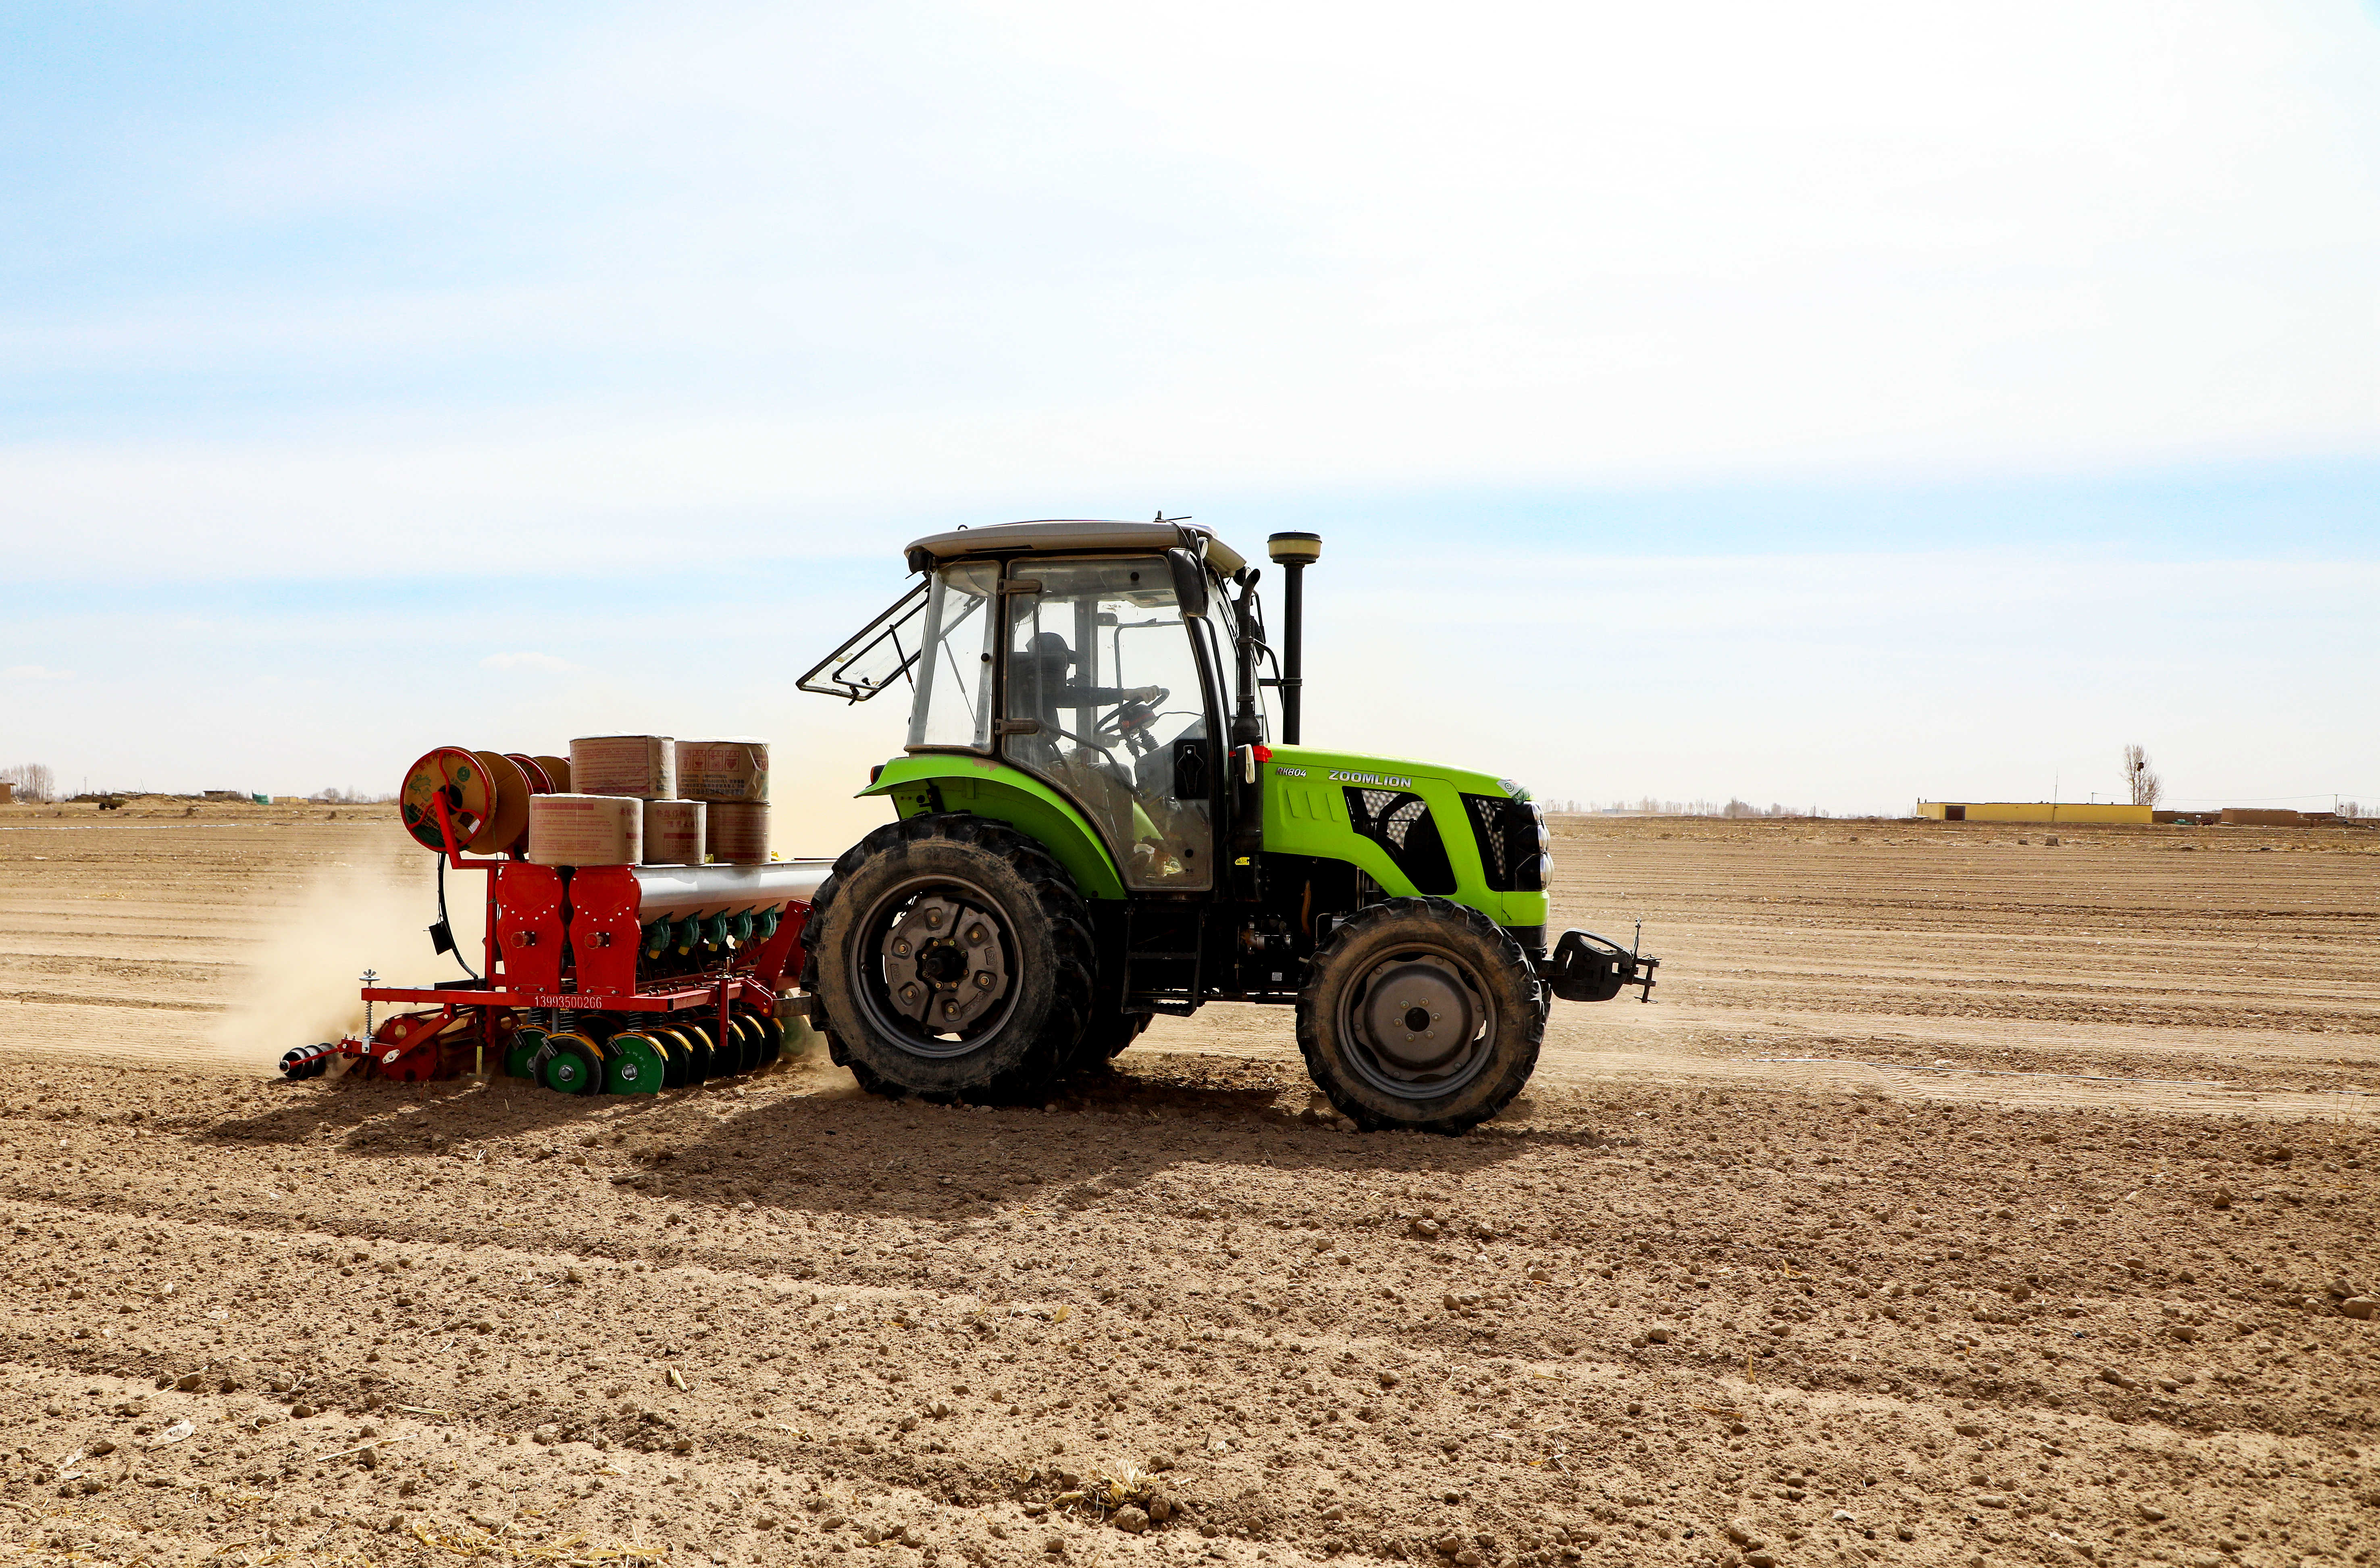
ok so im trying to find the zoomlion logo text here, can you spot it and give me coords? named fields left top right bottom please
left=1328, top=769, right=1415, bottom=789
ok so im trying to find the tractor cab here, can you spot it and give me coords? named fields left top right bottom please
left=797, top=517, right=1656, bottom=1131
left=804, top=519, right=1259, bottom=896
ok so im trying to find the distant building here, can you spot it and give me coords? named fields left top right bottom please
left=1915, top=801, right=2153, bottom=824
left=2208, top=808, right=2333, bottom=827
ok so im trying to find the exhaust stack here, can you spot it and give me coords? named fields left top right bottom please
left=1265, top=532, right=1321, bottom=744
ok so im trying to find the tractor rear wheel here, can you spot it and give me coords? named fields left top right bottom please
left=1296, top=897, right=1544, bottom=1133
left=802, top=813, right=1094, bottom=1103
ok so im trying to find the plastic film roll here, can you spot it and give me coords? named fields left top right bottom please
left=398, top=747, right=497, bottom=852
left=527, top=794, right=643, bottom=866
left=569, top=735, right=676, bottom=799
left=641, top=799, right=706, bottom=865
left=468, top=751, right=532, bottom=855
left=706, top=801, right=771, bottom=864
left=675, top=738, right=770, bottom=803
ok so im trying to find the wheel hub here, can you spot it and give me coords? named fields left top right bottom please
left=1353, top=955, right=1483, bottom=1077
left=880, top=895, right=1009, bottom=1031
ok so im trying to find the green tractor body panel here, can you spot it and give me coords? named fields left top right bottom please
left=861, top=754, right=1129, bottom=900
left=1260, top=745, right=1550, bottom=931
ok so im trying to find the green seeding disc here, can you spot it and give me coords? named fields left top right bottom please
left=505, top=1025, right=549, bottom=1080
left=605, top=1032, right=666, bottom=1095
left=541, top=1033, right=604, bottom=1096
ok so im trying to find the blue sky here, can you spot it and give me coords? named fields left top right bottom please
left=3, top=2, right=2377, bottom=830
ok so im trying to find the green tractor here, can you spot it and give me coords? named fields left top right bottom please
left=797, top=518, right=1655, bottom=1131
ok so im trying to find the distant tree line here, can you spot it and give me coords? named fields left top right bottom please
left=0, top=767, right=394, bottom=805
left=1539, top=796, right=1835, bottom=819
left=1, top=763, right=54, bottom=801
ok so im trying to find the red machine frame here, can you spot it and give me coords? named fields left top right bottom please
left=319, top=792, right=810, bottom=1082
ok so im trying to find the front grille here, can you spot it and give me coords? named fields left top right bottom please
left=1463, top=794, right=1546, bottom=892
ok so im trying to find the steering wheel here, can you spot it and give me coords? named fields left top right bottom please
left=1094, top=687, right=1171, bottom=756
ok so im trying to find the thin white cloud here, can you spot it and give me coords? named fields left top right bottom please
left=3, top=664, right=74, bottom=681
left=4, top=2, right=2376, bottom=586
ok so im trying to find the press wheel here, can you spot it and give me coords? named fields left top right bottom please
left=652, top=1029, right=693, bottom=1089
left=729, top=1016, right=762, bottom=1074
left=678, top=1022, right=719, bottom=1083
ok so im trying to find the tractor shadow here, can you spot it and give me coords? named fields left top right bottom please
left=195, top=1073, right=645, bottom=1152
left=627, top=1050, right=1613, bottom=1225
left=189, top=1049, right=1616, bottom=1214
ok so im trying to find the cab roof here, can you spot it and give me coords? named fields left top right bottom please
left=904, top=519, right=1248, bottom=578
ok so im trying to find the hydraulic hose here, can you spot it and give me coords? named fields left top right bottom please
left=434, top=855, right=484, bottom=983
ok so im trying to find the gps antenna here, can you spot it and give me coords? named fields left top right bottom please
left=1266, top=532, right=1321, bottom=744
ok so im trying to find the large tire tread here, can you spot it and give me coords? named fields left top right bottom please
left=1296, top=896, right=1543, bottom=1135
left=799, top=813, right=1097, bottom=1104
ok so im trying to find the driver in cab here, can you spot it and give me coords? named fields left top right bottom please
left=1008, top=631, right=1194, bottom=883
left=1012, top=631, right=1163, bottom=741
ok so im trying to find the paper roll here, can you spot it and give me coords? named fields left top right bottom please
left=568, top=735, right=676, bottom=799
left=527, top=794, right=643, bottom=866
left=641, top=800, right=706, bottom=865
left=705, top=801, right=770, bottom=865
left=674, top=738, right=770, bottom=803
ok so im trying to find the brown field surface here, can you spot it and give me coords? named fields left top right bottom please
left=2, top=803, right=2376, bottom=1568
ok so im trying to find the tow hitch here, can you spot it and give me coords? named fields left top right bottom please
left=1540, top=927, right=1659, bottom=1003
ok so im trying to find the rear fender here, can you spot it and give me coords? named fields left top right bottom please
left=863, top=755, right=1128, bottom=900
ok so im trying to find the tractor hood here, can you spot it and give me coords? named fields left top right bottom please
left=1258, top=744, right=1549, bottom=930
left=1257, top=745, right=1524, bottom=802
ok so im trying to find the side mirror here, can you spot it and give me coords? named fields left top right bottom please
left=1167, top=549, right=1210, bottom=618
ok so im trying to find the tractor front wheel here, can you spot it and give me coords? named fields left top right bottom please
left=1297, top=897, right=1544, bottom=1133
left=802, top=813, right=1095, bottom=1103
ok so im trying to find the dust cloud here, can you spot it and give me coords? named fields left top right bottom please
left=209, top=861, right=485, bottom=1067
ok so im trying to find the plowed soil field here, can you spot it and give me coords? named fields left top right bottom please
left=2, top=802, right=2376, bottom=1568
